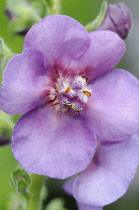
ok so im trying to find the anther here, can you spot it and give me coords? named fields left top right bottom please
left=81, top=76, right=88, bottom=83
left=72, top=107, right=83, bottom=112
left=83, top=90, right=91, bottom=97
left=65, top=86, right=72, bottom=94
left=62, top=101, right=72, bottom=106
left=71, top=103, right=83, bottom=112
left=62, top=101, right=82, bottom=112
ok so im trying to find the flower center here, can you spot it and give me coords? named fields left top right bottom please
left=49, top=75, right=91, bottom=113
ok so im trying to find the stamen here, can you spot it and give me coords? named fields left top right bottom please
left=71, top=103, right=83, bottom=112
left=61, top=102, right=82, bottom=112
left=81, top=76, right=88, bottom=83
left=65, top=86, right=72, bottom=94
left=72, top=107, right=83, bottom=112
left=83, top=90, right=91, bottom=97
left=62, top=101, right=72, bottom=106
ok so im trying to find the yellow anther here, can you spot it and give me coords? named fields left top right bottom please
left=62, top=102, right=83, bottom=112
left=65, top=86, right=72, bottom=94
left=83, top=90, right=91, bottom=97
left=72, top=107, right=83, bottom=112
left=71, top=103, right=83, bottom=112
left=62, top=101, right=72, bottom=106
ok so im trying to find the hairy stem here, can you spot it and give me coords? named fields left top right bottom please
left=46, top=0, right=62, bottom=15
left=26, top=174, right=45, bottom=210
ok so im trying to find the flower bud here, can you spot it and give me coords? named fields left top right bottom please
left=97, top=3, right=132, bottom=39
left=5, top=0, right=42, bottom=36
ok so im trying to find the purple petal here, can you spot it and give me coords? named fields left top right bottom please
left=0, top=48, right=48, bottom=115
left=70, top=30, right=125, bottom=81
left=85, top=69, right=139, bottom=141
left=24, top=15, right=90, bottom=70
left=12, top=106, right=96, bottom=179
left=72, top=135, right=139, bottom=206
left=77, top=203, right=103, bottom=210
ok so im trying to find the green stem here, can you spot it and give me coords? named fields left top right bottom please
left=46, top=0, right=62, bottom=15
left=0, top=38, right=14, bottom=71
left=26, top=174, right=45, bottom=210
left=85, top=1, right=108, bottom=32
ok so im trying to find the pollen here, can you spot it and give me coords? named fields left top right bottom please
left=65, top=86, right=72, bottom=94
left=83, top=90, right=91, bottom=97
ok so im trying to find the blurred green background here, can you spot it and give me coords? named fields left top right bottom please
left=0, top=0, right=139, bottom=209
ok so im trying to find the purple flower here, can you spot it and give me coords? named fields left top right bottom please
left=64, top=135, right=139, bottom=209
left=0, top=15, right=139, bottom=179
left=97, top=3, right=132, bottom=39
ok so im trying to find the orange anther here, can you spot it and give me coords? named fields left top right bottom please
left=81, top=76, right=88, bottom=83
left=65, top=86, right=72, bottom=94
left=83, top=90, right=91, bottom=97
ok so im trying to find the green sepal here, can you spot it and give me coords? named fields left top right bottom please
left=85, top=1, right=108, bottom=32
left=0, top=38, right=14, bottom=71
left=10, top=169, right=31, bottom=196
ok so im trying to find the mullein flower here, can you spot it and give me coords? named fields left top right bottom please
left=97, top=3, right=132, bottom=39
left=0, top=15, right=139, bottom=179
left=64, top=135, right=139, bottom=210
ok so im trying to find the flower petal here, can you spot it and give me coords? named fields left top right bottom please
left=72, top=135, right=139, bottom=206
left=0, top=48, right=48, bottom=114
left=70, top=30, right=125, bottom=81
left=85, top=69, right=139, bottom=141
left=77, top=203, right=103, bottom=210
left=12, top=106, right=96, bottom=179
left=24, top=15, right=90, bottom=69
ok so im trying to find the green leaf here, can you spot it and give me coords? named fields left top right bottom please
left=85, top=1, right=108, bottom=32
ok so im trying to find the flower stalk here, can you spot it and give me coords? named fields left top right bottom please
left=26, top=174, right=45, bottom=210
left=85, top=1, right=108, bottom=32
left=45, top=0, right=62, bottom=15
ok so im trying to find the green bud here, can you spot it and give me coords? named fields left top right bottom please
left=45, top=198, right=67, bottom=210
left=0, top=38, right=14, bottom=71
left=5, top=0, right=42, bottom=35
left=85, top=1, right=108, bottom=32
left=10, top=169, right=31, bottom=196
left=0, top=110, right=14, bottom=146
